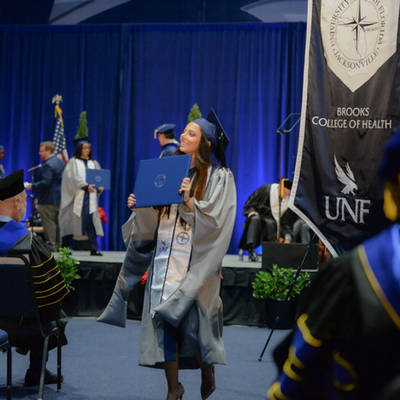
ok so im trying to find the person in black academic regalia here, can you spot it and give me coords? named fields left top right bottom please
left=238, top=180, right=297, bottom=261
left=268, top=131, right=400, bottom=400
left=0, top=170, right=68, bottom=387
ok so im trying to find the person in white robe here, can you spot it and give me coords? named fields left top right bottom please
left=98, top=109, right=236, bottom=400
left=59, top=136, right=104, bottom=255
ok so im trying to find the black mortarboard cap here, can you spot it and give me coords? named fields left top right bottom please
left=276, top=178, right=292, bottom=189
left=72, top=136, right=91, bottom=148
left=283, top=180, right=293, bottom=190
left=193, top=108, right=230, bottom=166
left=154, top=124, right=176, bottom=139
left=0, top=170, right=24, bottom=200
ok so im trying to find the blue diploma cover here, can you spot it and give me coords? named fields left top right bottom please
left=133, top=155, right=191, bottom=207
left=86, top=169, right=111, bottom=190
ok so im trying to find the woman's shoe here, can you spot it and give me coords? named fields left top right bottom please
left=201, top=365, right=216, bottom=400
left=248, top=249, right=259, bottom=262
left=166, top=382, right=185, bottom=400
left=177, top=382, right=184, bottom=399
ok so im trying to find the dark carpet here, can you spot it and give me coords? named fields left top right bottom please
left=0, top=318, right=290, bottom=400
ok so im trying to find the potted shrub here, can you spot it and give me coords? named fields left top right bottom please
left=55, top=247, right=81, bottom=315
left=55, top=247, right=81, bottom=291
left=252, top=264, right=311, bottom=329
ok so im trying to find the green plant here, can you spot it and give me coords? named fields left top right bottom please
left=55, top=247, right=81, bottom=291
left=187, top=103, right=202, bottom=123
left=252, top=264, right=311, bottom=301
left=76, top=111, right=88, bottom=138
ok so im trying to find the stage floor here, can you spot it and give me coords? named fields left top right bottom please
left=58, top=250, right=316, bottom=271
left=55, top=249, right=312, bottom=327
left=54, top=250, right=262, bottom=269
left=55, top=250, right=265, bottom=326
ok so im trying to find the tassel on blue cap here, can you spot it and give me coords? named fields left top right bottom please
left=192, top=108, right=230, bottom=166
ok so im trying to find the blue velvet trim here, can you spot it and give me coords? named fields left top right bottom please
left=278, top=323, right=343, bottom=399
left=0, top=220, right=29, bottom=254
left=363, top=224, right=400, bottom=318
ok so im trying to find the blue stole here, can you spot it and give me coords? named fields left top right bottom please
left=0, top=219, right=30, bottom=255
left=361, top=224, right=400, bottom=325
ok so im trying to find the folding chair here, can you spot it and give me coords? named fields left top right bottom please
left=0, top=328, right=11, bottom=400
left=0, top=254, right=62, bottom=400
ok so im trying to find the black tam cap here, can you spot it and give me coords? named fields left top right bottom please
left=72, top=136, right=90, bottom=148
left=192, top=108, right=230, bottom=166
left=0, top=170, right=24, bottom=200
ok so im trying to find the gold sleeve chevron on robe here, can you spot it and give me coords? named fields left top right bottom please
left=28, top=233, right=69, bottom=309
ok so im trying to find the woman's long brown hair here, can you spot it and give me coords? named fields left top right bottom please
left=157, top=130, right=212, bottom=222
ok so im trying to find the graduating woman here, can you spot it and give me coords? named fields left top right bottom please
left=59, top=137, right=104, bottom=255
left=98, top=109, right=236, bottom=400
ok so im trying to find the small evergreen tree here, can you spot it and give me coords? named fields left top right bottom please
left=55, top=247, right=81, bottom=291
left=76, top=111, right=88, bottom=138
left=187, top=103, right=202, bottom=123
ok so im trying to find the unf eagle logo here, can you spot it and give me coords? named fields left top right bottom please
left=321, top=0, right=399, bottom=92
left=155, top=174, right=166, bottom=187
left=334, top=156, right=358, bottom=195
left=325, top=155, right=369, bottom=226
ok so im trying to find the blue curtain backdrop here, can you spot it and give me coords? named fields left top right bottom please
left=0, top=22, right=306, bottom=253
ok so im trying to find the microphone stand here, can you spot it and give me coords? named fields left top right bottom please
left=277, top=131, right=284, bottom=242
left=29, top=169, right=35, bottom=229
left=258, top=232, right=317, bottom=361
left=258, top=112, right=304, bottom=361
left=275, top=114, right=300, bottom=242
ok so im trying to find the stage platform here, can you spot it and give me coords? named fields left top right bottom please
left=57, top=250, right=309, bottom=327
left=58, top=251, right=263, bottom=268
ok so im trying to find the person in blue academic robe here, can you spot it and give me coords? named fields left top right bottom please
left=0, top=170, right=69, bottom=387
left=268, top=131, right=400, bottom=400
left=155, top=123, right=180, bottom=158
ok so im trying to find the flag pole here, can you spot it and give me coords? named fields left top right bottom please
left=52, top=95, right=69, bottom=163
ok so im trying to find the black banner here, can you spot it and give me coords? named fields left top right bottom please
left=290, top=0, right=400, bottom=256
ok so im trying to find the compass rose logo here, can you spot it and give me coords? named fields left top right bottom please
left=321, top=0, right=398, bottom=92
left=337, top=0, right=378, bottom=60
left=176, top=231, right=189, bottom=245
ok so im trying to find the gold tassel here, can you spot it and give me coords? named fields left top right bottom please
left=280, top=178, right=288, bottom=197
left=54, top=104, right=64, bottom=128
left=154, top=124, right=165, bottom=139
left=383, top=181, right=400, bottom=222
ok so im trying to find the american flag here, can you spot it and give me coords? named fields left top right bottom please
left=53, top=113, right=69, bottom=163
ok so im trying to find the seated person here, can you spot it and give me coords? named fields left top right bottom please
left=267, top=131, right=400, bottom=399
left=25, top=198, right=44, bottom=238
left=238, top=179, right=297, bottom=261
left=293, top=216, right=312, bottom=244
left=0, top=170, right=69, bottom=387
